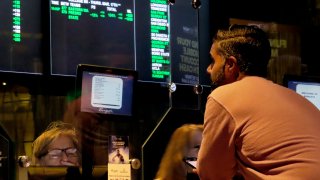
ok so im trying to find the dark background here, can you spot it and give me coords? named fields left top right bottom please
left=0, top=0, right=319, bottom=179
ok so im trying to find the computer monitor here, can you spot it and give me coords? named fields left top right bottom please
left=283, top=75, right=320, bottom=110
left=76, top=64, right=138, bottom=117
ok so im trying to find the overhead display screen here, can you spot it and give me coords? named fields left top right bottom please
left=50, top=0, right=172, bottom=83
left=0, top=0, right=43, bottom=74
left=0, top=0, right=203, bottom=85
left=50, top=0, right=197, bottom=84
left=50, top=0, right=135, bottom=76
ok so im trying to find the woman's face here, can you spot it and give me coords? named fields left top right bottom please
left=183, top=129, right=202, bottom=172
left=40, top=134, right=80, bottom=166
left=185, top=129, right=203, bottom=159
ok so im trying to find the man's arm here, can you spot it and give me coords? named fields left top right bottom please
left=197, top=97, right=238, bottom=179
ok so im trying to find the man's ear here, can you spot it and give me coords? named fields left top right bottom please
left=225, top=56, right=240, bottom=80
left=225, top=56, right=237, bottom=70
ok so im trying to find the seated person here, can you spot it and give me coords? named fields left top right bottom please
left=155, top=124, right=203, bottom=180
left=31, top=121, right=81, bottom=166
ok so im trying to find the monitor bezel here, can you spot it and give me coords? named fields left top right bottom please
left=283, top=74, right=320, bottom=87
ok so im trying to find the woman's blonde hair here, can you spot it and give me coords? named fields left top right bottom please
left=155, top=124, right=203, bottom=180
left=32, top=121, right=80, bottom=165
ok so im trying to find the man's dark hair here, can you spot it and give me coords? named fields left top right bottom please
left=213, top=24, right=271, bottom=77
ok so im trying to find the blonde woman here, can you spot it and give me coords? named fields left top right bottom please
left=32, top=121, right=81, bottom=166
left=155, top=124, right=203, bottom=180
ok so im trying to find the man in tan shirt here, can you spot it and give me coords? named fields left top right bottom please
left=197, top=25, right=320, bottom=179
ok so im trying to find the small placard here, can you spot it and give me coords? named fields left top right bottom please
left=108, top=163, right=131, bottom=180
left=108, top=135, right=130, bottom=164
